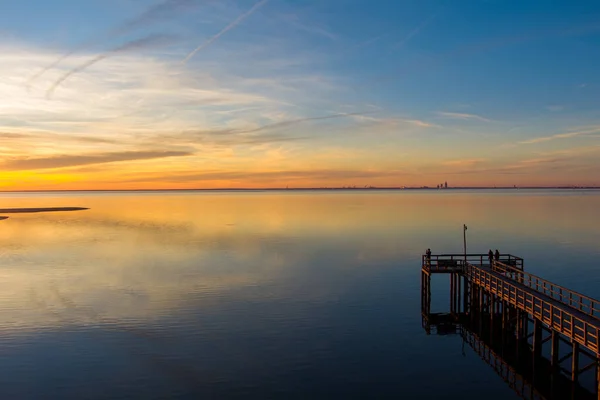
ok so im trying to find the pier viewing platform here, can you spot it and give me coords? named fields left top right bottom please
left=421, top=253, right=600, bottom=400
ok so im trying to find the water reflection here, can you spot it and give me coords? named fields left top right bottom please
left=422, top=310, right=597, bottom=400
left=0, top=190, right=598, bottom=398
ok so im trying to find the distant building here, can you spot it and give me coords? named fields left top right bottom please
left=444, top=181, right=448, bottom=188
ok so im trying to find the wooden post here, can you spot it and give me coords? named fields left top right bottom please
left=479, top=286, right=484, bottom=333
left=572, top=341, right=579, bottom=383
left=450, top=274, right=455, bottom=314
left=596, top=358, right=599, bottom=400
left=533, top=318, right=542, bottom=360
left=490, top=294, right=495, bottom=343
left=457, top=275, right=462, bottom=313
left=501, top=300, right=506, bottom=330
left=551, top=330, right=559, bottom=369
left=463, top=276, right=468, bottom=315
left=515, top=309, right=522, bottom=340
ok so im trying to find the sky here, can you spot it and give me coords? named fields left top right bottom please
left=1, top=0, right=600, bottom=190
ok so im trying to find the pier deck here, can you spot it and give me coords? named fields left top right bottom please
left=421, top=253, right=600, bottom=399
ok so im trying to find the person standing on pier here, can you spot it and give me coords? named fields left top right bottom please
left=488, top=249, right=494, bottom=265
left=425, top=248, right=431, bottom=265
left=494, top=249, right=500, bottom=261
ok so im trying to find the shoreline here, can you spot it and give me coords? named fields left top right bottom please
left=0, top=187, right=599, bottom=193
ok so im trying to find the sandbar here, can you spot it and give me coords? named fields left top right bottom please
left=0, top=207, right=89, bottom=213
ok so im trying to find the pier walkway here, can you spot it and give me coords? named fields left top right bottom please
left=421, top=253, right=600, bottom=399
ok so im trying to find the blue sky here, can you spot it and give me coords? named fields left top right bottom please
left=1, top=0, right=600, bottom=188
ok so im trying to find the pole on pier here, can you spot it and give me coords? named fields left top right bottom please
left=463, top=224, right=467, bottom=265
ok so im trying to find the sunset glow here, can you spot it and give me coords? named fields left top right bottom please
left=2, top=1, right=600, bottom=189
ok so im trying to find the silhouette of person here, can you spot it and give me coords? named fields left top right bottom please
left=426, top=248, right=431, bottom=264
left=494, top=249, right=500, bottom=261
left=488, top=249, right=494, bottom=265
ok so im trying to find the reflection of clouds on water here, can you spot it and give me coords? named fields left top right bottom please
left=0, top=191, right=599, bottom=336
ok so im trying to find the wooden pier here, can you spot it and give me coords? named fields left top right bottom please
left=421, top=253, right=600, bottom=400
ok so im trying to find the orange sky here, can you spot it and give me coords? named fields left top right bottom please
left=2, top=1, right=600, bottom=190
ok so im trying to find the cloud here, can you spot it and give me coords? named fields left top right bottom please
left=145, top=112, right=365, bottom=148
left=113, top=0, right=202, bottom=36
left=280, top=14, right=337, bottom=41
left=546, top=105, right=564, bottom=112
left=2, top=150, right=192, bottom=171
left=119, top=167, right=411, bottom=184
left=46, top=34, right=177, bottom=97
left=27, top=0, right=200, bottom=86
left=349, top=115, right=439, bottom=129
left=436, top=112, right=491, bottom=122
left=519, top=127, right=600, bottom=144
left=242, top=112, right=365, bottom=133
left=443, top=158, right=486, bottom=167
left=393, top=7, right=443, bottom=50
left=183, top=0, right=269, bottom=63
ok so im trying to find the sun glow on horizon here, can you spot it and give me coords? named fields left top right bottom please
left=2, top=1, right=600, bottom=189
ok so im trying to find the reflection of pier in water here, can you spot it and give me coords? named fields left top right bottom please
left=421, top=254, right=600, bottom=400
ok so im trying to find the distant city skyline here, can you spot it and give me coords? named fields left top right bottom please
left=2, top=1, right=600, bottom=190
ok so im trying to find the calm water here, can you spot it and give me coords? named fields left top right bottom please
left=0, top=189, right=599, bottom=399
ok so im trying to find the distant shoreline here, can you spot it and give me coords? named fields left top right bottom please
left=0, top=187, right=599, bottom=193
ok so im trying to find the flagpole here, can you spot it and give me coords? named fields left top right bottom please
left=463, top=224, right=467, bottom=265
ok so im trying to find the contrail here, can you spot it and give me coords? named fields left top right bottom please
left=46, top=34, right=175, bottom=98
left=394, top=7, right=443, bottom=50
left=112, top=0, right=200, bottom=36
left=241, top=112, right=368, bottom=134
left=27, top=0, right=199, bottom=87
left=183, top=0, right=268, bottom=64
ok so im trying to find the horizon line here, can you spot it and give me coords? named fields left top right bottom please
left=1, top=186, right=600, bottom=193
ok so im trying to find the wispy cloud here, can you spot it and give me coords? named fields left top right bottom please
left=546, top=105, right=564, bottom=112
left=436, top=112, right=491, bottom=122
left=519, top=127, right=600, bottom=144
left=46, top=34, right=177, bottom=98
left=183, top=0, right=269, bottom=63
left=2, top=150, right=193, bottom=171
left=349, top=115, right=439, bottom=129
left=393, top=7, right=443, bottom=49
left=243, top=112, right=365, bottom=133
left=27, top=0, right=200, bottom=86
left=119, top=167, right=411, bottom=185
left=280, top=14, right=337, bottom=41
left=442, top=158, right=486, bottom=167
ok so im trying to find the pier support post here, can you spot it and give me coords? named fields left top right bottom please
left=515, top=309, right=523, bottom=340
left=457, top=274, right=462, bottom=313
left=533, top=318, right=542, bottom=360
left=551, top=330, right=559, bottom=369
left=478, top=287, right=484, bottom=333
left=490, top=295, right=495, bottom=327
left=572, top=341, right=579, bottom=383
left=463, top=276, right=468, bottom=315
left=596, top=358, right=599, bottom=400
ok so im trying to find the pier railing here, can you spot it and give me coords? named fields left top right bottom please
left=422, top=253, right=523, bottom=273
left=492, top=261, right=600, bottom=321
left=465, top=262, right=599, bottom=354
